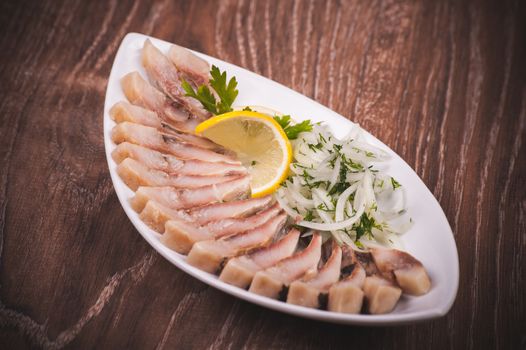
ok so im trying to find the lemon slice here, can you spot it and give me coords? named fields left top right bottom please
left=195, top=111, right=292, bottom=197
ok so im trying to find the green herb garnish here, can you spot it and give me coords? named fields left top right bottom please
left=353, top=213, right=382, bottom=241
left=304, top=210, right=314, bottom=221
left=307, top=142, right=323, bottom=152
left=391, top=177, right=401, bottom=189
left=273, top=115, right=313, bottom=140
left=182, top=65, right=238, bottom=115
left=316, top=202, right=334, bottom=212
left=329, top=165, right=350, bottom=195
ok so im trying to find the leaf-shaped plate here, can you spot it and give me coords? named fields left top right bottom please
left=103, top=33, right=459, bottom=325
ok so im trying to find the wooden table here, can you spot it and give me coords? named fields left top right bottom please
left=1, top=0, right=524, bottom=348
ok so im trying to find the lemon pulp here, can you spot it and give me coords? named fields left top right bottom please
left=195, top=111, right=292, bottom=197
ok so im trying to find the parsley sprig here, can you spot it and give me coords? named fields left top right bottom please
left=183, top=67, right=313, bottom=140
left=273, top=115, right=313, bottom=140
left=181, top=65, right=238, bottom=115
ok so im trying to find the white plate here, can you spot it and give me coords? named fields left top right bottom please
left=103, top=33, right=459, bottom=326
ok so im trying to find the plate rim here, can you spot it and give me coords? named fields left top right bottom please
left=103, top=32, right=459, bottom=326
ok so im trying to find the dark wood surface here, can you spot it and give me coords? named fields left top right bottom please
left=1, top=0, right=525, bottom=349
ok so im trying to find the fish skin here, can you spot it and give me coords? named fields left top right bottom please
left=301, top=244, right=343, bottom=290
left=130, top=177, right=250, bottom=213
left=162, top=218, right=208, bottom=253
left=203, top=202, right=281, bottom=237
left=112, top=142, right=246, bottom=177
left=327, top=248, right=366, bottom=314
left=219, top=229, right=300, bottom=289
left=328, top=246, right=404, bottom=314
left=159, top=124, right=228, bottom=152
left=111, top=122, right=240, bottom=164
left=139, top=200, right=189, bottom=233
left=142, top=39, right=210, bottom=120
left=110, top=102, right=222, bottom=150
left=117, top=158, right=239, bottom=191
left=249, top=234, right=322, bottom=299
left=369, top=247, right=431, bottom=296
left=161, top=198, right=278, bottom=253
left=110, top=101, right=162, bottom=128
left=286, top=244, right=342, bottom=308
left=188, top=196, right=274, bottom=225
left=111, top=100, right=200, bottom=135
left=167, top=44, right=210, bottom=86
left=163, top=203, right=282, bottom=254
left=121, top=71, right=192, bottom=128
left=142, top=197, right=276, bottom=236
left=186, top=213, right=288, bottom=273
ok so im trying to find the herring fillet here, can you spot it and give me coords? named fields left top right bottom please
left=159, top=125, right=228, bottom=152
left=139, top=200, right=190, bottom=233
left=140, top=195, right=273, bottom=230
left=110, top=101, right=223, bottom=151
left=249, top=234, right=322, bottom=299
left=112, top=120, right=228, bottom=154
left=140, top=196, right=273, bottom=236
left=203, top=202, right=281, bottom=236
left=132, top=185, right=268, bottom=216
left=327, top=248, right=366, bottom=314
left=121, top=71, right=196, bottom=131
left=163, top=203, right=282, bottom=254
left=142, top=39, right=210, bottom=120
left=287, top=245, right=342, bottom=308
left=130, top=177, right=251, bottom=213
left=167, top=44, right=210, bottom=86
left=300, top=245, right=342, bottom=290
left=186, top=213, right=288, bottom=273
left=188, top=196, right=274, bottom=225
left=111, top=122, right=240, bottom=164
left=140, top=198, right=276, bottom=236
left=362, top=275, right=402, bottom=314
left=369, top=247, right=431, bottom=296
left=112, top=142, right=246, bottom=177
left=117, top=158, right=239, bottom=191
left=219, top=229, right=300, bottom=288
left=110, top=101, right=162, bottom=129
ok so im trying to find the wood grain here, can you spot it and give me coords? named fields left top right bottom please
left=0, top=0, right=525, bottom=348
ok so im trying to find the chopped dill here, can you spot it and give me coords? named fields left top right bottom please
left=316, top=202, right=334, bottom=212
left=302, top=170, right=314, bottom=181
left=307, top=142, right=323, bottom=152
left=304, top=210, right=314, bottom=221
left=329, top=165, right=350, bottom=195
left=391, top=177, right=401, bottom=189
left=341, top=154, right=363, bottom=171
left=353, top=213, right=382, bottom=241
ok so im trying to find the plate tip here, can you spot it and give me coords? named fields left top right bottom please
left=122, top=32, right=148, bottom=43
